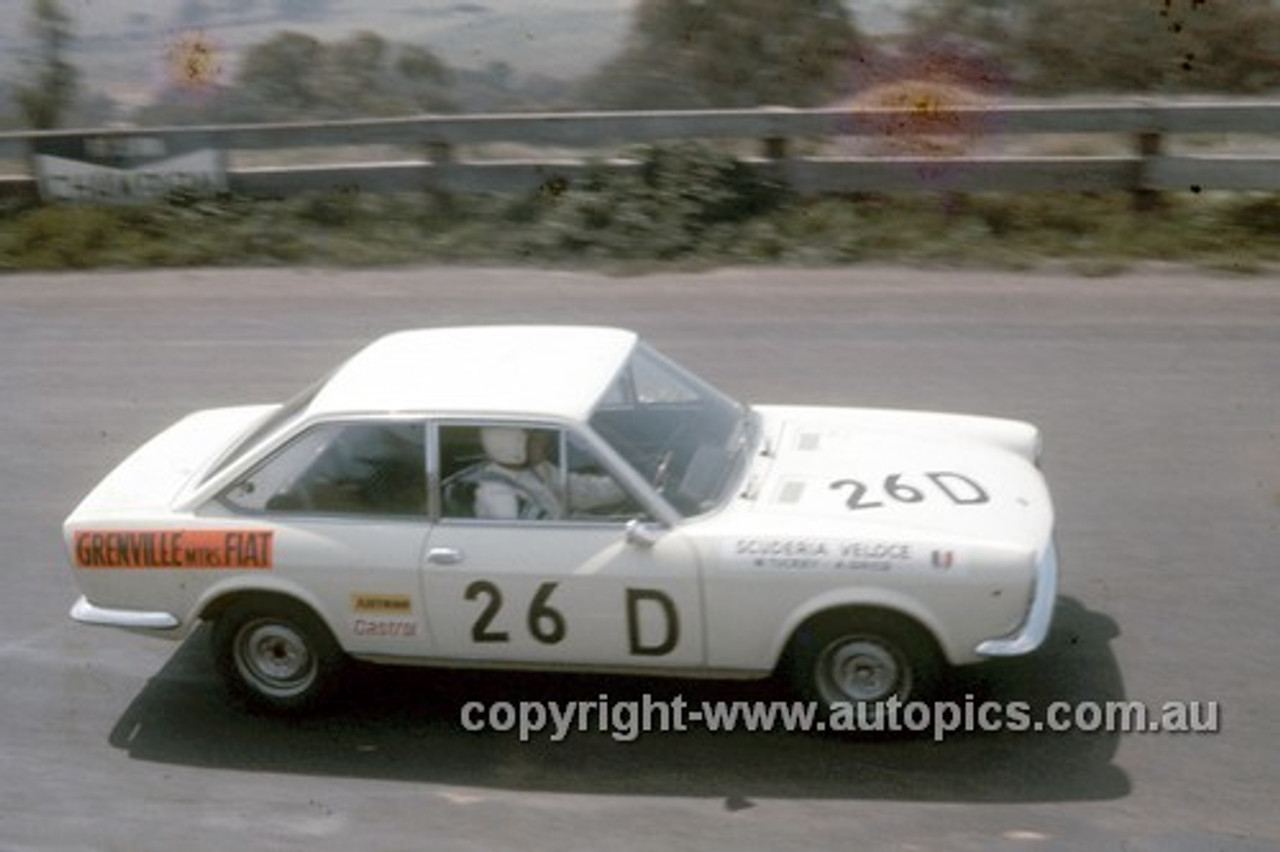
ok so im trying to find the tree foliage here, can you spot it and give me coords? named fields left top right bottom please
left=224, top=30, right=455, bottom=121
left=15, top=0, right=79, bottom=129
left=582, top=0, right=864, bottom=108
left=903, top=0, right=1280, bottom=94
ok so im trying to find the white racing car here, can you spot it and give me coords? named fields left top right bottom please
left=64, top=326, right=1058, bottom=715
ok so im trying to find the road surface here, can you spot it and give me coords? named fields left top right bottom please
left=1, top=265, right=1276, bottom=851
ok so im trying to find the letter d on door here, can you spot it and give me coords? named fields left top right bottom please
left=625, top=588, right=680, bottom=657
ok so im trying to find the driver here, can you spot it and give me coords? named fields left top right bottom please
left=473, top=427, right=627, bottom=521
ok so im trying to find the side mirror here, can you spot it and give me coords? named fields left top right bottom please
left=625, top=518, right=666, bottom=549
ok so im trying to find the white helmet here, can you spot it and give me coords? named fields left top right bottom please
left=480, top=427, right=527, bottom=466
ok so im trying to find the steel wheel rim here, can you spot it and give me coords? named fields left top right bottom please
left=234, top=618, right=318, bottom=698
left=815, top=638, right=908, bottom=705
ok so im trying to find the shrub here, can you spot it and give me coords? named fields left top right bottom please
left=10, top=205, right=123, bottom=268
left=531, top=142, right=790, bottom=259
left=1223, top=195, right=1280, bottom=239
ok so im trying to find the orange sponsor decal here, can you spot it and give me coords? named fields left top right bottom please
left=74, top=530, right=273, bottom=569
left=351, top=594, right=412, bottom=614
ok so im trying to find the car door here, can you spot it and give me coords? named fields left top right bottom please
left=213, top=418, right=436, bottom=658
left=421, top=421, right=704, bottom=670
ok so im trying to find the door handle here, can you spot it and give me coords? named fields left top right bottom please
left=427, top=547, right=465, bottom=566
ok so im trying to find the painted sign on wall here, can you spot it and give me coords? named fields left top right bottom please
left=34, top=134, right=227, bottom=203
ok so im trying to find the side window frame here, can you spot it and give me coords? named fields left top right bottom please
left=432, top=419, right=651, bottom=526
left=433, top=419, right=560, bottom=525
left=218, top=417, right=429, bottom=520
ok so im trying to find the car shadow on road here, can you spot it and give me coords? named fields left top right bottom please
left=108, top=596, right=1128, bottom=804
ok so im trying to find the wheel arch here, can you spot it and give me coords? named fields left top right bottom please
left=197, top=579, right=338, bottom=641
left=768, top=590, right=952, bottom=674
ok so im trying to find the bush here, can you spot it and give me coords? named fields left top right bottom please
left=10, top=205, right=124, bottom=268
left=530, top=142, right=790, bottom=259
left=0, top=162, right=1274, bottom=272
left=1224, top=195, right=1280, bottom=238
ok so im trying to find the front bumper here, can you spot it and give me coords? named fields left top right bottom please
left=70, top=596, right=180, bottom=631
left=974, top=540, right=1059, bottom=657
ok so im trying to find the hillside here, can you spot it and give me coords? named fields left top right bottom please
left=0, top=0, right=910, bottom=110
left=0, top=0, right=631, bottom=108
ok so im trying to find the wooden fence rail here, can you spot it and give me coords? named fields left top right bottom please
left=1, top=101, right=1277, bottom=202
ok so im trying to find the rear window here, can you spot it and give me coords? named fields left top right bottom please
left=201, top=377, right=327, bottom=483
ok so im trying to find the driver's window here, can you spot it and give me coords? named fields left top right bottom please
left=221, top=421, right=426, bottom=517
left=438, top=424, right=641, bottom=522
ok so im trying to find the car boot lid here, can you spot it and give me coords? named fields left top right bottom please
left=65, top=405, right=275, bottom=523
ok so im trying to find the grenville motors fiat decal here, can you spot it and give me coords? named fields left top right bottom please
left=73, top=530, right=273, bottom=570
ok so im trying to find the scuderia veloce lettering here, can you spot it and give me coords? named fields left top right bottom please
left=732, top=538, right=913, bottom=571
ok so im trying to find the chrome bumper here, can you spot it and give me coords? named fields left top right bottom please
left=975, top=540, right=1059, bottom=657
left=70, top=596, right=180, bottom=630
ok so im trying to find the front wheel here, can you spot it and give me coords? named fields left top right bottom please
left=212, top=598, right=346, bottom=714
left=788, top=612, right=942, bottom=725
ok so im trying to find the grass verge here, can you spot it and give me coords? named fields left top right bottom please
left=1, top=145, right=1276, bottom=274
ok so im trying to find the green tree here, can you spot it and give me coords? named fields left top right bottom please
left=228, top=31, right=454, bottom=120
left=1023, top=0, right=1280, bottom=93
left=582, top=0, right=864, bottom=108
left=15, top=0, right=79, bottom=129
left=904, top=0, right=1280, bottom=94
left=233, top=31, right=324, bottom=118
left=394, top=46, right=455, bottom=113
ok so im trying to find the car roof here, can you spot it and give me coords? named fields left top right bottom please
left=306, top=325, right=639, bottom=421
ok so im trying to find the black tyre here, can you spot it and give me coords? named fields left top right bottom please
left=788, top=611, right=942, bottom=716
left=211, top=597, right=346, bottom=714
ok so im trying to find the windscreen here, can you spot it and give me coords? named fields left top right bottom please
left=588, top=344, right=756, bottom=517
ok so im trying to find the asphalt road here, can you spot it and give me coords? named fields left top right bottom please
left=2, top=265, right=1277, bottom=852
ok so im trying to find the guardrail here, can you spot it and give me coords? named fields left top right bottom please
left=1, top=101, right=1278, bottom=204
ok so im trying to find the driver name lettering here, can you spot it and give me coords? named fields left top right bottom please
left=74, top=530, right=273, bottom=569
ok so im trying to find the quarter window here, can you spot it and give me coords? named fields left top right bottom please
left=221, top=421, right=426, bottom=517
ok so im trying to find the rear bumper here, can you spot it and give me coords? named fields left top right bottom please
left=975, top=540, right=1059, bottom=657
left=70, top=596, right=180, bottom=631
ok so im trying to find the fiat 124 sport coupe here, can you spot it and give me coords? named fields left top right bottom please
left=65, top=326, right=1058, bottom=715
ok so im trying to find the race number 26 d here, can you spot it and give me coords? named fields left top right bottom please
left=830, top=472, right=990, bottom=511
left=463, top=581, right=680, bottom=656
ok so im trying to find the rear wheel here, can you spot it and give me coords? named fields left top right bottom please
left=212, top=598, right=346, bottom=713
